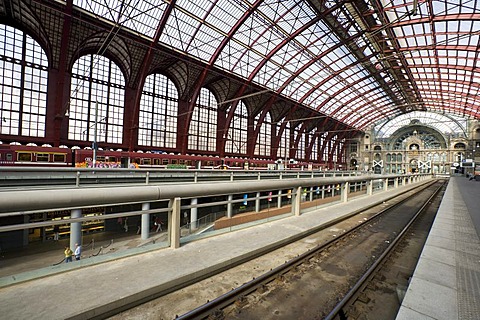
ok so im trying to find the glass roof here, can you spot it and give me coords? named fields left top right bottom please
left=72, top=0, right=480, bottom=130
left=374, top=111, right=468, bottom=138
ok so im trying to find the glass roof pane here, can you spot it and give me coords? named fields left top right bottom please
left=375, top=111, right=468, bottom=138
left=70, top=0, right=480, bottom=129
left=73, top=0, right=166, bottom=38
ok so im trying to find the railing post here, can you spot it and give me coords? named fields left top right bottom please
left=145, top=171, right=150, bottom=184
left=141, top=203, right=150, bottom=240
left=277, top=190, right=282, bottom=208
left=227, top=194, right=233, bottom=218
left=230, top=172, right=234, bottom=182
left=292, top=186, right=302, bottom=216
left=190, top=198, right=198, bottom=229
left=367, top=179, right=373, bottom=195
left=194, top=171, right=198, bottom=183
left=341, top=182, right=349, bottom=203
left=255, top=192, right=261, bottom=212
left=170, top=197, right=181, bottom=249
left=76, top=171, right=81, bottom=187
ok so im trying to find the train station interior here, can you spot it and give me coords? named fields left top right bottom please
left=0, top=1, right=479, bottom=319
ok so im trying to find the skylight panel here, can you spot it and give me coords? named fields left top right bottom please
left=162, top=8, right=200, bottom=52
left=205, top=3, right=244, bottom=33
left=190, top=26, right=224, bottom=61
left=74, top=0, right=117, bottom=21
left=120, top=2, right=165, bottom=38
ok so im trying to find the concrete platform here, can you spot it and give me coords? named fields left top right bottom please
left=0, top=177, right=475, bottom=319
left=396, top=177, right=480, bottom=320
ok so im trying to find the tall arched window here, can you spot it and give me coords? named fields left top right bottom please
left=294, top=127, right=306, bottom=160
left=277, top=120, right=290, bottom=159
left=138, top=73, right=178, bottom=148
left=255, top=112, right=271, bottom=156
left=310, top=130, right=318, bottom=161
left=321, top=132, right=328, bottom=161
left=68, top=54, right=125, bottom=144
left=0, top=25, right=48, bottom=137
left=189, top=87, right=217, bottom=151
left=331, top=135, right=338, bottom=162
left=225, top=101, right=248, bottom=154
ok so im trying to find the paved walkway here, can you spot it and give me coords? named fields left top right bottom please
left=396, top=176, right=480, bottom=320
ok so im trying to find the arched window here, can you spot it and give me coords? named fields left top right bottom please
left=188, top=87, right=217, bottom=151
left=331, top=135, right=338, bottom=163
left=321, top=132, right=328, bottom=161
left=277, top=120, right=290, bottom=159
left=225, top=101, right=248, bottom=154
left=294, top=127, right=306, bottom=160
left=138, top=73, right=178, bottom=148
left=68, top=54, right=125, bottom=143
left=255, top=112, right=271, bottom=156
left=310, top=130, right=318, bottom=161
left=397, top=153, right=402, bottom=162
left=0, top=25, right=48, bottom=137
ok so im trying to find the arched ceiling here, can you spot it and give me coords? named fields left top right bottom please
left=374, top=111, right=468, bottom=138
left=12, top=0, right=480, bottom=131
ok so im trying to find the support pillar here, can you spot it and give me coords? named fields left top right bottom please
left=383, top=178, right=389, bottom=191
left=70, top=209, right=82, bottom=249
left=170, top=197, right=181, bottom=249
left=227, top=194, right=233, bottom=218
left=190, top=198, right=198, bottom=229
left=277, top=190, right=282, bottom=208
left=141, top=203, right=150, bottom=240
left=292, top=186, right=302, bottom=216
left=394, top=177, right=399, bottom=188
left=367, top=180, right=373, bottom=195
left=341, top=182, right=349, bottom=203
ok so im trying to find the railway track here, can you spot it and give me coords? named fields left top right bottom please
left=109, top=180, right=445, bottom=320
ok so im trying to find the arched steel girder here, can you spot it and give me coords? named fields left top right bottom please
left=182, top=0, right=263, bottom=154
left=375, top=112, right=468, bottom=139
left=380, top=13, right=480, bottom=28
left=324, top=74, right=395, bottom=124
left=307, top=57, right=399, bottom=109
left=356, top=96, right=478, bottom=132
left=229, top=0, right=313, bottom=73
left=397, top=44, right=480, bottom=55
left=410, top=74, right=480, bottom=94
left=128, top=0, right=175, bottom=151
left=183, top=0, right=221, bottom=51
left=355, top=94, right=480, bottom=129
left=353, top=107, right=399, bottom=130
left=392, top=94, right=480, bottom=118
left=224, top=2, right=346, bottom=154
left=251, top=40, right=366, bottom=156
left=225, top=4, right=325, bottom=152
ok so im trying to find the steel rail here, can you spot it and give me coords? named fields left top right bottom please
left=324, top=181, right=445, bottom=320
left=175, top=180, right=438, bottom=320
